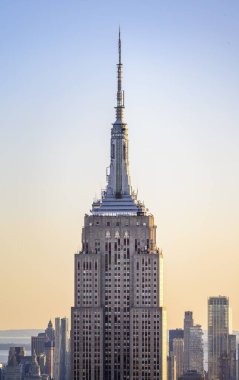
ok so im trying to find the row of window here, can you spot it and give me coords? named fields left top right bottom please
left=87, top=220, right=148, bottom=227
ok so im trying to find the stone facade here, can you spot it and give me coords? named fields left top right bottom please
left=72, top=214, right=166, bottom=380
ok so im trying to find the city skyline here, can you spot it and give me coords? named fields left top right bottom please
left=0, top=1, right=239, bottom=330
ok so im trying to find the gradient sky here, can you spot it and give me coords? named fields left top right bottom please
left=0, top=0, right=239, bottom=330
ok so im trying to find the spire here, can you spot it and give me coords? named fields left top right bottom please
left=91, top=30, right=147, bottom=215
left=118, top=27, right=121, bottom=64
left=115, top=27, right=124, bottom=122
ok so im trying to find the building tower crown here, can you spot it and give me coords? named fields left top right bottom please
left=91, top=31, right=147, bottom=216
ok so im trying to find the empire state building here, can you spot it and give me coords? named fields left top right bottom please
left=71, top=32, right=167, bottom=380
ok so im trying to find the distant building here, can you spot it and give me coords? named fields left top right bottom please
left=4, top=366, right=22, bottom=380
left=37, top=354, right=46, bottom=376
left=53, top=317, right=70, bottom=380
left=4, top=347, right=25, bottom=380
left=168, top=353, right=176, bottom=380
left=173, top=338, right=184, bottom=379
left=44, top=341, right=54, bottom=379
left=53, top=318, right=61, bottom=380
left=228, top=334, right=236, bottom=380
left=31, top=320, right=55, bottom=379
left=45, top=321, right=55, bottom=342
left=60, top=318, right=70, bottom=380
left=238, top=344, right=239, bottom=380
left=3, top=346, right=51, bottom=380
left=169, top=329, right=184, bottom=354
left=180, top=313, right=204, bottom=376
left=8, top=347, right=25, bottom=365
left=184, top=312, right=194, bottom=373
left=189, top=325, right=204, bottom=375
left=21, top=352, right=43, bottom=379
left=208, top=296, right=229, bottom=380
left=178, top=370, right=204, bottom=380
left=31, top=334, right=48, bottom=357
left=31, top=320, right=55, bottom=357
left=218, top=334, right=237, bottom=380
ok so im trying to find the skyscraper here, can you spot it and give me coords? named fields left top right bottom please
left=188, top=325, right=204, bottom=375
left=71, top=32, right=167, bottom=380
left=173, top=338, right=184, bottom=379
left=227, top=334, right=236, bottom=380
left=208, top=296, right=229, bottom=380
left=54, top=317, right=70, bottom=380
left=44, top=341, right=54, bottom=379
left=167, top=353, right=176, bottom=380
left=59, top=318, right=70, bottom=380
left=169, top=329, right=184, bottom=355
left=53, top=318, right=61, bottom=380
left=45, top=320, right=55, bottom=342
left=184, top=312, right=194, bottom=374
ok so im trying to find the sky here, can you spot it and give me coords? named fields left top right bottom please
left=0, top=0, right=239, bottom=330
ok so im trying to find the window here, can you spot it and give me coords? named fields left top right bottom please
left=95, top=240, right=100, bottom=254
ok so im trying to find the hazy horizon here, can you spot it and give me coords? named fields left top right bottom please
left=0, top=0, right=239, bottom=330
